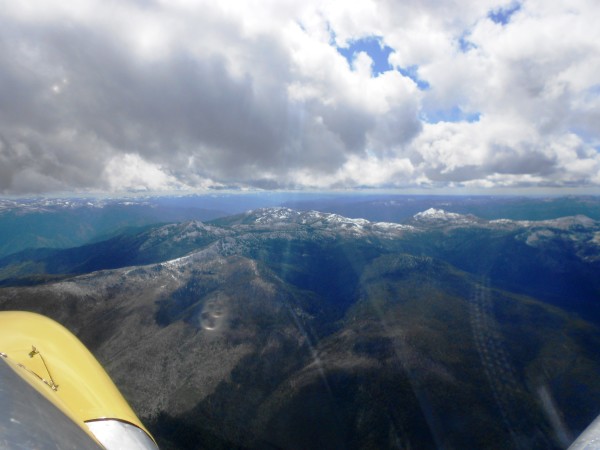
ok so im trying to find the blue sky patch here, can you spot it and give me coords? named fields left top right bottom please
left=458, top=33, right=477, bottom=53
left=398, top=65, right=430, bottom=90
left=337, top=36, right=393, bottom=76
left=488, top=3, right=521, bottom=25
left=422, top=106, right=481, bottom=124
left=585, top=84, right=600, bottom=97
left=337, top=36, right=431, bottom=89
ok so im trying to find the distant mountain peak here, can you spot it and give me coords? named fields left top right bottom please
left=490, top=214, right=597, bottom=230
left=251, top=207, right=297, bottom=224
left=231, top=207, right=414, bottom=237
left=413, top=208, right=469, bottom=221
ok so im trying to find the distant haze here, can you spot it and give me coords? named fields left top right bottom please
left=1, top=1, right=599, bottom=194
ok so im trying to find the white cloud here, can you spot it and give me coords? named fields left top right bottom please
left=0, top=0, right=599, bottom=194
left=103, top=153, right=189, bottom=192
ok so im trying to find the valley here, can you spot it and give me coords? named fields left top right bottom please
left=0, top=204, right=599, bottom=449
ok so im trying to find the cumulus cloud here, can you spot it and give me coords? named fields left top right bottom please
left=0, top=0, right=598, bottom=194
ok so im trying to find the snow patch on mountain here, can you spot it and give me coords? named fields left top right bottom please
left=372, top=222, right=414, bottom=232
left=306, top=212, right=369, bottom=232
left=252, top=207, right=296, bottom=223
left=160, top=241, right=227, bottom=268
left=247, top=207, right=415, bottom=236
left=491, top=215, right=597, bottom=230
left=413, top=208, right=471, bottom=222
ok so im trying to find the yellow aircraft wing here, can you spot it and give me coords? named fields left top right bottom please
left=0, top=311, right=158, bottom=449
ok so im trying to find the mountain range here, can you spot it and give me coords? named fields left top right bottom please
left=3, top=194, right=599, bottom=259
left=0, top=206, right=599, bottom=449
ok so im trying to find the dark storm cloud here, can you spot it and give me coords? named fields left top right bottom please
left=371, top=103, right=422, bottom=156
left=0, top=20, right=292, bottom=179
left=487, top=145, right=557, bottom=176
left=423, top=144, right=558, bottom=184
left=0, top=5, right=412, bottom=194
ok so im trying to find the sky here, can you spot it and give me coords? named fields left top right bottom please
left=0, top=0, right=599, bottom=195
